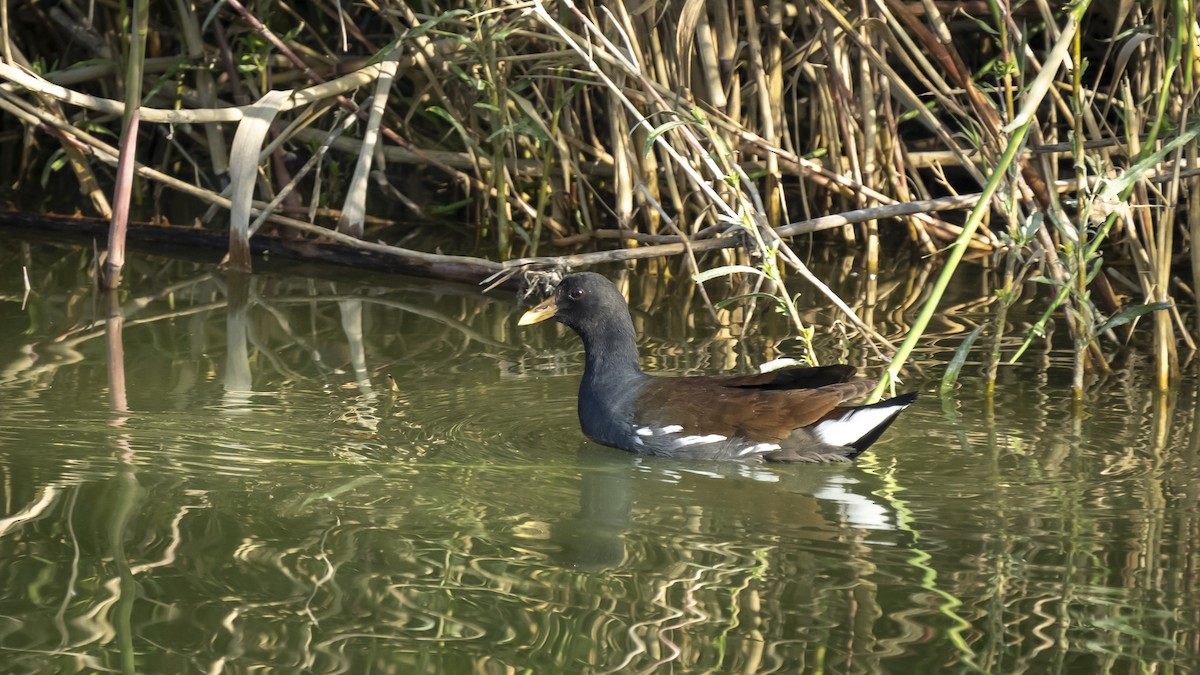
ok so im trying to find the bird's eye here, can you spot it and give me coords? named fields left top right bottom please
left=568, top=287, right=585, bottom=301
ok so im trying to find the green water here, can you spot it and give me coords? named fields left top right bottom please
left=0, top=241, right=1197, bottom=673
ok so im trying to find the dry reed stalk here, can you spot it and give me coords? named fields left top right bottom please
left=0, top=0, right=1196, bottom=378
left=857, top=5, right=881, bottom=274
left=173, top=0, right=228, bottom=178
left=104, top=0, right=150, bottom=290
left=250, top=110, right=358, bottom=237
left=0, top=35, right=111, bottom=218
left=105, top=110, right=138, bottom=289
left=764, top=0, right=784, bottom=229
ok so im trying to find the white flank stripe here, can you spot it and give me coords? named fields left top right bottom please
left=812, top=406, right=899, bottom=447
left=672, top=434, right=726, bottom=448
left=758, top=357, right=801, bottom=373
left=738, top=442, right=781, bottom=456
left=636, top=424, right=684, bottom=436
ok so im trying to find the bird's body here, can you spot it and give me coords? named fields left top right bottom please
left=519, top=272, right=915, bottom=463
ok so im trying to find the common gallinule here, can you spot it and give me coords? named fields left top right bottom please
left=518, top=272, right=916, bottom=463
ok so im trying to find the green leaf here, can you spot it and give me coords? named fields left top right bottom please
left=1095, top=301, right=1172, bottom=334
left=643, top=119, right=700, bottom=157
left=40, top=149, right=67, bottom=189
left=510, top=222, right=533, bottom=247
left=425, top=105, right=477, bottom=150
left=362, top=39, right=402, bottom=67
left=490, top=23, right=524, bottom=43
left=1099, top=119, right=1200, bottom=199
left=282, top=22, right=305, bottom=43
left=446, top=62, right=472, bottom=84
left=1020, top=212, right=1043, bottom=242
left=940, top=325, right=984, bottom=395
left=693, top=265, right=766, bottom=283
left=960, top=12, right=1000, bottom=38
left=404, top=9, right=471, bottom=41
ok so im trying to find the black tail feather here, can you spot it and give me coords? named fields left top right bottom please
left=846, top=392, right=918, bottom=458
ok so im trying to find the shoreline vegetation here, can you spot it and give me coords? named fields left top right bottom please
left=0, top=0, right=1195, bottom=394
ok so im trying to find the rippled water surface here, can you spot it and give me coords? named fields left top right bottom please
left=1, top=241, right=1198, bottom=673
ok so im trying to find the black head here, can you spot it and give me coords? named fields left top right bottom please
left=517, top=272, right=633, bottom=337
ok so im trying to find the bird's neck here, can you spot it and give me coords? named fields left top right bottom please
left=580, top=319, right=642, bottom=383
left=577, top=319, right=643, bottom=445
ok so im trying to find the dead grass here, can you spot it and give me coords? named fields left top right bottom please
left=0, top=0, right=1194, bottom=388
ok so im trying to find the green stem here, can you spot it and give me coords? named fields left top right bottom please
left=873, top=0, right=1090, bottom=399
left=871, top=120, right=1031, bottom=401
left=1143, top=1, right=1182, bottom=151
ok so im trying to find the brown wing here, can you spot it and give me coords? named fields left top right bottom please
left=634, top=374, right=876, bottom=442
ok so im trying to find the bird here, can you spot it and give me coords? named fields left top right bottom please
left=518, top=272, right=916, bottom=463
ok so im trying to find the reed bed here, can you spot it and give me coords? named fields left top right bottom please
left=0, top=0, right=1195, bottom=392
